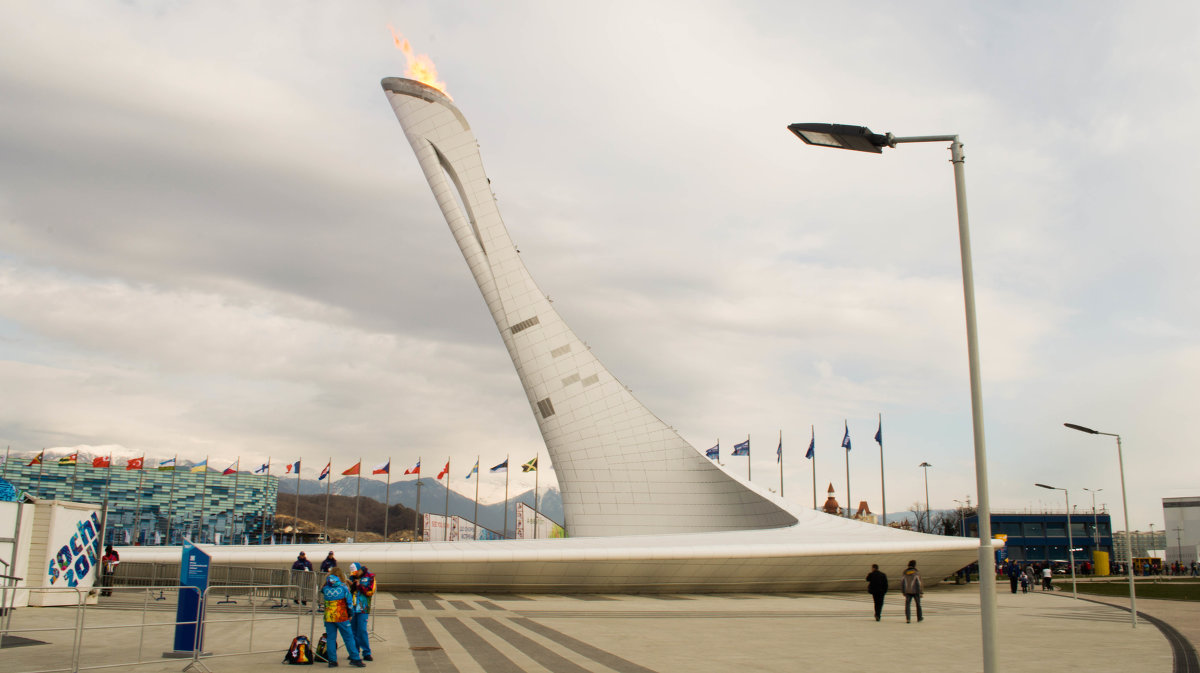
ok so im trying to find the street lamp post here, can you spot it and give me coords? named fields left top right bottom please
left=953, top=498, right=968, bottom=537
left=1064, top=423, right=1137, bottom=627
left=789, top=123, right=997, bottom=672
left=1036, top=483, right=1077, bottom=599
left=1083, top=487, right=1103, bottom=549
left=919, top=462, right=933, bottom=533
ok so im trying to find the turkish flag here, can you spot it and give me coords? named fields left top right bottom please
left=93, top=456, right=111, bottom=468
left=126, top=457, right=144, bottom=470
left=342, top=462, right=361, bottom=476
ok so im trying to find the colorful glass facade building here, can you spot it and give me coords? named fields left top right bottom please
left=1, top=458, right=278, bottom=545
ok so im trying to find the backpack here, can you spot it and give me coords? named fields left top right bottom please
left=283, top=635, right=314, bottom=665
left=314, top=633, right=329, bottom=662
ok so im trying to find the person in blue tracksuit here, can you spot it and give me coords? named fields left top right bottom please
left=322, top=568, right=364, bottom=668
left=347, top=563, right=376, bottom=662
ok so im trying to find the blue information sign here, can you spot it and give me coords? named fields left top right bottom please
left=172, top=542, right=211, bottom=653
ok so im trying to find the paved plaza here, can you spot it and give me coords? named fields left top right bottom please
left=1, top=582, right=1193, bottom=673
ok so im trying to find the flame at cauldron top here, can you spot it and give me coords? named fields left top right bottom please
left=388, top=25, right=451, bottom=99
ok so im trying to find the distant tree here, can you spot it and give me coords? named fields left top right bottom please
left=909, top=501, right=932, bottom=533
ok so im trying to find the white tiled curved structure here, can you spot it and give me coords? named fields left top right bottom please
left=382, top=77, right=796, bottom=538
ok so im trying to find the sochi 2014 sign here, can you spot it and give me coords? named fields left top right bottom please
left=47, top=509, right=103, bottom=588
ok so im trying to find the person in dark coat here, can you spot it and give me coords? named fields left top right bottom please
left=1006, top=560, right=1021, bottom=593
left=320, top=551, right=338, bottom=573
left=866, top=564, right=889, bottom=621
left=291, top=552, right=313, bottom=605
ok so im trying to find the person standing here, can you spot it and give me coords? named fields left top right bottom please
left=321, top=567, right=364, bottom=668
left=866, top=564, right=888, bottom=621
left=292, top=551, right=313, bottom=605
left=901, top=560, right=923, bottom=623
left=1006, top=560, right=1020, bottom=594
left=1042, top=565, right=1053, bottom=591
left=321, top=551, right=338, bottom=573
left=100, top=545, right=120, bottom=597
left=348, top=563, right=376, bottom=661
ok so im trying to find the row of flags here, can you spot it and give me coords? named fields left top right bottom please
left=704, top=419, right=884, bottom=462
left=18, top=452, right=543, bottom=477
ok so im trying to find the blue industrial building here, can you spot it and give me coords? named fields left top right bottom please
left=965, top=510, right=1113, bottom=563
left=1, top=457, right=278, bottom=545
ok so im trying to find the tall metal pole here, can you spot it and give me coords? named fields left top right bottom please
left=70, top=452, right=80, bottom=500
left=166, top=454, right=178, bottom=544
left=293, top=459, right=302, bottom=545
left=746, top=434, right=752, bottom=482
left=876, top=414, right=886, bottom=525
left=1064, top=489, right=1077, bottom=599
left=502, top=454, right=509, bottom=539
left=415, top=456, right=422, bottom=541
left=778, top=430, right=784, bottom=497
left=443, top=458, right=450, bottom=525
left=199, top=456, right=208, bottom=543
left=323, top=457, right=332, bottom=543
left=533, top=453, right=540, bottom=539
left=809, top=426, right=816, bottom=511
left=353, top=457, right=361, bottom=541
left=920, top=462, right=932, bottom=533
left=473, top=455, right=480, bottom=538
left=384, top=461, right=392, bottom=541
left=1113, top=435, right=1138, bottom=626
left=1, top=446, right=8, bottom=479
left=231, top=458, right=241, bottom=544
left=132, top=456, right=145, bottom=545
left=258, top=458, right=270, bottom=546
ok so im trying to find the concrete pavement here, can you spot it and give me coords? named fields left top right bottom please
left=0, top=581, right=1189, bottom=673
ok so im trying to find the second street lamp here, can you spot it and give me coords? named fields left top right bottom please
left=919, top=462, right=933, bottom=533
left=1065, top=422, right=1137, bottom=628
left=1035, top=483, right=1077, bottom=599
left=790, top=122, right=998, bottom=673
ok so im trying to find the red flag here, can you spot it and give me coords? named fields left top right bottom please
left=342, top=462, right=361, bottom=476
left=437, top=461, right=449, bottom=479
left=126, top=457, right=144, bottom=470
left=403, top=461, right=420, bottom=475
left=28, top=450, right=44, bottom=466
left=92, top=455, right=111, bottom=468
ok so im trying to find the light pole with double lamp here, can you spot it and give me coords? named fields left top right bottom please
left=1064, top=422, right=1137, bottom=627
left=1035, top=483, right=1077, bottom=599
left=919, top=462, right=933, bottom=533
left=788, top=123, right=997, bottom=673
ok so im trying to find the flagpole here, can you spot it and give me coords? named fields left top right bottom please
left=200, top=456, right=208, bottom=543
left=844, top=422, right=851, bottom=518
left=415, top=456, right=422, bottom=541
left=36, top=449, right=44, bottom=495
left=877, top=413, right=887, bottom=526
left=534, top=453, right=540, bottom=539
left=353, top=457, right=361, bottom=541
left=810, top=426, right=817, bottom=510
left=1, top=446, right=8, bottom=478
left=133, top=456, right=146, bottom=544
left=323, top=457, right=331, bottom=542
left=166, top=454, right=178, bottom=544
left=384, top=459, right=392, bottom=541
left=103, top=454, right=113, bottom=542
left=231, top=458, right=241, bottom=544
left=70, top=452, right=80, bottom=500
left=260, top=458, right=270, bottom=545
left=778, top=430, right=784, bottom=498
left=443, top=458, right=450, bottom=528
left=294, top=459, right=302, bottom=544
left=746, top=434, right=751, bottom=482
left=473, top=455, right=480, bottom=539
left=503, top=454, right=509, bottom=540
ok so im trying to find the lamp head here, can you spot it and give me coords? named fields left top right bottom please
left=788, top=123, right=894, bottom=153
left=919, top=461, right=932, bottom=468
left=1064, top=422, right=1098, bottom=434
left=1035, top=483, right=1058, bottom=491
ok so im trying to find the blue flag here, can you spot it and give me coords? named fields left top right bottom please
left=874, top=418, right=882, bottom=445
left=705, top=444, right=719, bottom=460
left=732, top=439, right=750, bottom=456
left=490, top=459, right=509, bottom=473
left=776, top=438, right=782, bottom=463
left=805, top=430, right=815, bottom=460
left=841, top=422, right=851, bottom=451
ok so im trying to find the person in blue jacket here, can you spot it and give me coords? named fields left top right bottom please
left=322, top=568, right=364, bottom=668
left=348, top=563, right=376, bottom=662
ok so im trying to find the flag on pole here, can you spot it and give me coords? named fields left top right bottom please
left=805, top=431, right=815, bottom=460
left=403, top=460, right=420, bottom=475
left=841, top=422, right=852, bottom=451
left=705, top=444, right=719, bottom=460
left=437, top=462, right=449, bottom=479
left=465, top=460, right=479, bottom=479
left=874, top=419, right=882, bottom=445
left=372, top=460, right=391, bottom=475
left=285, top=460, right=300, bottom=474
left=342, top=462, right=361, bottom=476
left=521, top=457, right=538, bottom=472
left=319, top=462, right=331, bottom=480
left=157, top=457, right=177, bottom=471
left=777, top=438, right=783, bottom=463
left=223, top=461, right=238, bottom=475
left=254, top=462, right=270, bottom=474
left=28, top=450, right=44, bottom=466
left=190, top=459, right=208, bottom=473
left=732, top=440, right=750, bottom=456
left=489, top=459, right=508, bottom=473
left=58, top=453, right=78, bottom=466
left=126, top=457, right=144, bottom=470
left=93, top=455, right=111, bottom=468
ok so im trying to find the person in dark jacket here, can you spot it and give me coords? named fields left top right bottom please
left=321, top=551, right=338, bottom=572
left=866, top=564, right=888, bottom=621
left=1006, top=560, right=1021, bottom=593
left=901, top=560, right=924, bottom=623
left=292, top=552, right=313, bottom=604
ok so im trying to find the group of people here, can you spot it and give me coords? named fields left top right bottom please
left=292, top=551, right=376, bottom=668
left=865, top=560, right=924, bottom=623
left=1002, top=560, right=1054, bottom=593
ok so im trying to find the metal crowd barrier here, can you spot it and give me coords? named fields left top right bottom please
left=0, top=580, right=322, bottom=673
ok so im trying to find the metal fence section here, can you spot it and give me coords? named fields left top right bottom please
left=0, top=579, right=321, bottom=673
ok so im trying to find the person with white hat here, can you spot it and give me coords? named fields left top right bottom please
left=347, top=562, right=376, bottom=662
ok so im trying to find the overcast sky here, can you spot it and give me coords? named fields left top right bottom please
left=1, top=2, right=1197, bottom=529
